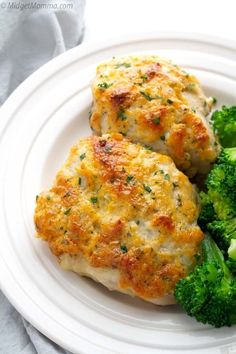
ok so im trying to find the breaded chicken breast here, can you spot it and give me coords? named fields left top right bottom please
left=90, top=56, right=220, bottom=177
left=34, top=134, right=203, bottom=305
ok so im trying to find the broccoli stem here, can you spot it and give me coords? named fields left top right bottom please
left=203, top=233, right=232, bottom=279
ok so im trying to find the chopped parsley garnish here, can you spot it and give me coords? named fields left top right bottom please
left=47, top=195, right=51, bottom=201
left=153, top=116, right=160, bottom=125
left=88, top=111, right=92, bottom=118
left=160, top=169, right=164, bottom=174
left=115, top=63, right=131, bottom=68
left=64, top=208, right=71, bottom=215
left=160, top=135, right=165, bottom=141
left=117, top=109, right=128, bottom=121
left=173, top=182, right=178, bottom=188
left=164, top=174, right=170, bottom=181
left=136, top=220, right=140, bottom=225
left=98, top=82, right=113, bottom=90
left=140, top=75, right=148, bottom=83
left=177, top=195, right=182, bottom=207
left=80, top=153, right=86, bottom=160
left=78, top=177, right=82, bottom=185
left=212, top=97, right=217, bottom=104
left=167, top=99, right=173, bottom=104
left=105, top=145, right=112, bottom=153
left=144, top=184, right=152, bottom=193
left=140, top=91, right=162, bottom=101
left=36, top=195, right=38, bottom=201
left=126, top=175, right=134, bottom=183
left=90, top=197, right=98, bottom=204
left=144, top=145, right=153, bottom=151
left=120, top=244, right=128, bottom=253
left=187, top=83, right=196, bottom=91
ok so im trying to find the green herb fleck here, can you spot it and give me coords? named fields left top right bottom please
left=115, top=63, right=131, bottom=68
left=167, top=99, right=173, bottom=104
left=140, top=91, right=162, bottom=101
left=36, top=195, right=39, bottom=201
left=90, top=197, right=98, bottom=204
left=212, top=97, right=217, bottom=104
left=160, top=135, right=165, bottom=141
left=98, top=82, right=113, bottom=90
left=80, top=153, right=86, bottom=160
left=164, top=174, right=170, bottom=181
left=173, top=182, right=178, bottom=188
left=117, top=109, right=128, bottom=121
left=136, top=220, right=140, bottom=225
left=126, top=175, right=134, bottom=183
left=177, top=195, right=182, bottom=207
left=140, top=75, right=148, bottom=83
left=144, top=184, right=152, bottom=193
left=187, top=83, right=196, bottom=91
left=105, top=145, right=112, bottom=153
left=153, top=116, right=160, bottom=125
left=88, top=111, right=92, bottom=118
left=64, top=208, right=71, bottom=215
left=47, top=195, right=51, bottom=201
left=144, top=145, right=153, bottom=151
left=120, top=244, right=128, bottom=253
left=78, top=177, right=82, bottom=185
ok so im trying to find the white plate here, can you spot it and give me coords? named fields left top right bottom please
left=1, top=32, right=236, bottom=354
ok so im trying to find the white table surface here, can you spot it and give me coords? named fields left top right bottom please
left=84, top=0, right=236, bottom=43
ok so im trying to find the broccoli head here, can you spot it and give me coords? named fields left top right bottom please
left=175, top=233, right=236, bottom=327
left=198, top=192, right=216, bottom=229
left=207, top=218, right=236, bottom=254
left=211, top=106, right=236, bottom=147
left=218, top=147, right=236, bottom=165
left=206, top=161, right=236, bottom=220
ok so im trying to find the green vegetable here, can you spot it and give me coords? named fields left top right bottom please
left=153, top=117, right=160, bottom=125
left=98, top=82, right=113, bottom=90
left=211, top=106, right=236, bottom=147
left=207, top=218, right=236, bottom=254
left=144, top=185, right=152, bottom=193
left=64, top=208, right=71, bottom=215
left=115, top=63, right=131, bottom=68
left=200, top=148, right=236, bottom=221
left=126, top=175, right=134, bottom=183
left=80, top=153, right=86, bottom=160
left=117, top=109, right=128, bottom=121
left=199, top=147, right=236, bottom=261
left=164, top=174, right=170, bottom=181
left=139, top=91, right=162, bottom=101
left=175, top=233, right=236, bottom=327
left=228, top=239, right=236, bottom=260
left=120, top=244, right=128, bottom=253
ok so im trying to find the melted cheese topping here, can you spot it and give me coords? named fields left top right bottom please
left=34, top=134, right=203, bottom=302
left=90, top=56, right=220, bottom=177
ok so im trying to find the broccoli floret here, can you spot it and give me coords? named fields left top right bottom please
left=228, top=239, right=236, bottom=260
left=227, top=258, right=236, bottom=274
left=218, top=147, right=236, bottom=165
left=208, top=218, right=236, bottom=253
left=175, top=233, right=236, bottom=327
left=206, top=162, right=236, bottom=220
left=211, top=106, right=236, bottom=147
left=198, top=192, right=216, bottom=229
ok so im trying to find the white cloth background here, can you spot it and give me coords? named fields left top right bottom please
left=0, top=0, right=85, bottom=352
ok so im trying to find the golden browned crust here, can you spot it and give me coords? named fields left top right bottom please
left=34, top=134, right=203, bottom=301
left=90, top=56, right=220, bottom=177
